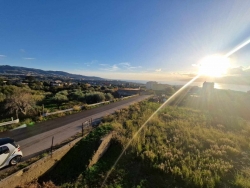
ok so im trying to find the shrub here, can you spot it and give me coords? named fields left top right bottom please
left=22, top=118, right=33, bottom=125
left=73, top=105, right=81, bottom=111
left=36, top=116, right=44, bottom=122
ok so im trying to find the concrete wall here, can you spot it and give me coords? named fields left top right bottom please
left=0, top=137, right=82, bottom=188
left=88, top=132, right=113, bottom=167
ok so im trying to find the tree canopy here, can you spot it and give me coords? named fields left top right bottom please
left=4, top=87, right=37, bottom=117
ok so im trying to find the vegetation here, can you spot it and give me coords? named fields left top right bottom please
left=38, top=94, right=250, bottom=187
left=181, top=88, right=250, bottom=120
left=0, top=80, right=121, bottom=131
left=39, top=125, right=113, bottom=186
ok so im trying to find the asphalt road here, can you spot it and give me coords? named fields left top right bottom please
left=0, top=95, right=150, bottom=159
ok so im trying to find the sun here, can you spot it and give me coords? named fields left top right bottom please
left=198, top=55, right=230, bottom=77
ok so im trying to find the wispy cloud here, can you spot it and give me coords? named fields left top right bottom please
left=20, top=49, right=25, bottom=53
left=23, top=57, right=35, bottom=60
left=119, top=62, right=131, bottom=67
left=118, top=62, right=142, bottom=71
left=100, top=64, right=119, bottom=71
left=98, top=62, right=142, bottom=72
left=83, top=60, right=98, bottom=67
left=129, top=65, right=142, bottom=70
left=0, top=55, right=6, bottom=58
left=155, top=68, right=162, bottom=72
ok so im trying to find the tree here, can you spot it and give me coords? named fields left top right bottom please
left=5, top=87, right=37, bottom=118
left=93, top=92, right=105, bottom=103
left=84, top=92, right=105, bottom=104
left=25, top=76, right=35, bottom=82
left=105, top=93, right=114, bottom=101
left=101, top=86, right=106, bottom=90
left=0, top=85, right=17, bottom=95
left=53, top=92, right=68, bottom=108
left=165, top=86, right=175, bottom=95
left=70, top=89, right=84, bottom=101
left=29, top=81, right=44, bottom=90
left=0, top=77, right=5, bottom=86
left=58, top=90, right=68, bottom=96
left=0, top=92, right=5, bottom=102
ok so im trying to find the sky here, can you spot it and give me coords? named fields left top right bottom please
left=1, top=0, right=250, bottom=82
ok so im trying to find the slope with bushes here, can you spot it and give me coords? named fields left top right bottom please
left=38, top=98, right=250, bottom=187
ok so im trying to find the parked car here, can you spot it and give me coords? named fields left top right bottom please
left=0, top=138, right=23, bottom=169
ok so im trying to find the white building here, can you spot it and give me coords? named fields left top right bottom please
left=146, top=81, right=158, bottom=89
left=146, top=81, right=170, bottom=90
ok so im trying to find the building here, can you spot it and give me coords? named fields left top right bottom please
left=202, top=81, right=214, bottom=93
left=146, top=81, right=158, bottom=90
left=146, top=81, right=170, bottom=91
left=50, top=81, right=62, bottom=86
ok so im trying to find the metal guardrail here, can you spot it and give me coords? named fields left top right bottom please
left=0, top=118, right=19, bottom=127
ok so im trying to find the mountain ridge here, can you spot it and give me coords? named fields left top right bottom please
left=0, top=65, right=104, bottom=80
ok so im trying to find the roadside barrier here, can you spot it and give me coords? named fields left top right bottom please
left=43, top=94, right=139, bottom=117
left=0, top=118, right=19, bottom=127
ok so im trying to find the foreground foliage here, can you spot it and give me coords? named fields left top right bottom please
left=86, top=101, right=250, bottom=187
left=38, top=95, right=250, bottom=187
left=39, top=125, right=113, bottom=186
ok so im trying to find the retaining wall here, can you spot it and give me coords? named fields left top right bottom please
left=0, top=137, right=82, bottom=188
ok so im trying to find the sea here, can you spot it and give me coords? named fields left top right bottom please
left=125, top=80, right=250, bottom=92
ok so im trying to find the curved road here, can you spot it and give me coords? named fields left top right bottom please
left=0, top=95, right=150, bottom=159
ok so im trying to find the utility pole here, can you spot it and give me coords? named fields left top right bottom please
left=82, top=122, right=84, bottom=137
left=51, top=136, right=54, bottom=157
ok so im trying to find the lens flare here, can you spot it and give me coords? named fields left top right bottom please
left=225, top=39, right=250, bottom=57
left=101, top=38, right=250, bottom=187
left=101, top=74, right=200, bottom=187
left=198, top=55, right=230, bottom=77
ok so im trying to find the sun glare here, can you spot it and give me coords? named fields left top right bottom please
left=198, top=55, right=230, bottom=77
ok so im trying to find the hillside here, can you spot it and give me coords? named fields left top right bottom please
left=34, top=96, right=250, bottom=188
left=0, top=65, right=103, bottom=80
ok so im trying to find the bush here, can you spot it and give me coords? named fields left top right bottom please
left=73, top=105, right=81, bottom=111
left=22, top=118, right=33, bottom=125
left=36, top=116, right=44, bottom=122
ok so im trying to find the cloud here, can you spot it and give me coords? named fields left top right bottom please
left=0, top=55, right=6, bottom=58
left=83, top=60, right=98, bottom=67
left=72, top=70, right=187, bottom=82
left=119, top=62, right=131, bottom=67
left=227, top=67, right=244, bottom=75
left=23, top=57, right=35, bottom=60
left=155, top=68, right=162, bottom=72
left=100, top=64, right=119, bottom=71
left=98, top=62, right=142, bottom=72
left=20, top=49, right=25, bottom=53
left=118, top=62, right=142, bottom=71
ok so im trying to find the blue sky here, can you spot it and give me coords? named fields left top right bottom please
left=0, top=0, right=250, bottom=81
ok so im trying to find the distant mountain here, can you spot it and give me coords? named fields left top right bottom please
left=0, top=65, right=104, bottom=80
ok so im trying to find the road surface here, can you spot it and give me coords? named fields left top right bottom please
left=0, top=95, right=150, bottom=159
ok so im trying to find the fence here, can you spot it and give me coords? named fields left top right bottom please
left=0, top=118, right=19, bottom=127
left=43, top=94, right=139, bottom=117
left=87, top=101, right=110, bottom=107
left=44, top=108, right=73, bottom=116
